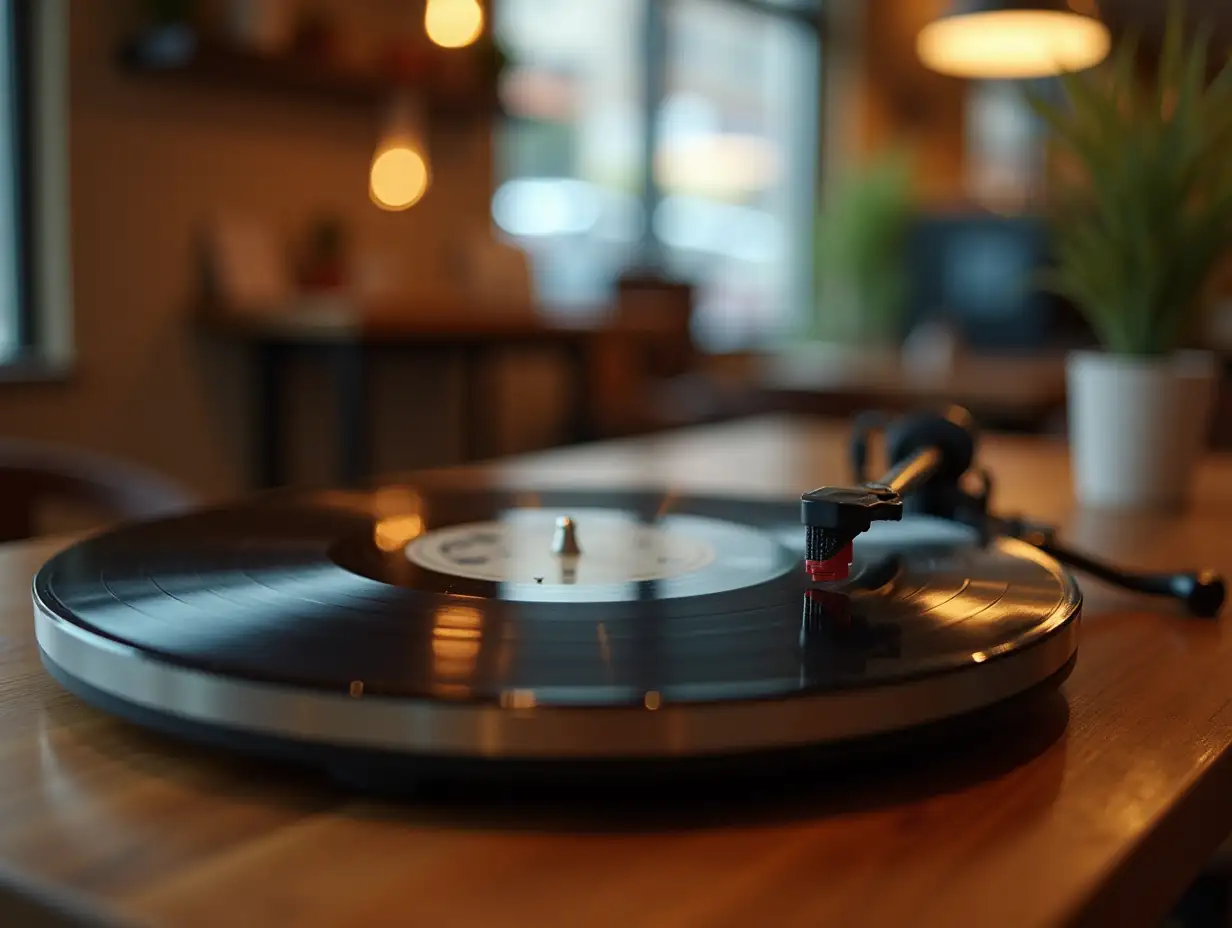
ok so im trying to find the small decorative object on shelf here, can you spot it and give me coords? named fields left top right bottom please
left=1030, top=5, right=1232, bottom=510
left=289, top=6, right=344, bottom=65
left=298, top=215, right=350, bottom=294
left=125, top=0, right=201, bottom=68
left=224, top=0, right=294, bottom=56
left=381, top=30, right=434, bottom=84
left=198, top=213, right=293, bottom=316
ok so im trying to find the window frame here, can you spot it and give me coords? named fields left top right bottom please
left=638, top=0, right=824, bottom=342
left=10, top=0, right=37, bottom=351
left=0, top=0, right=72, bottom=378
left=638, top=0, right=824, bottom=260
left=493, top=0, right=825, bottom=345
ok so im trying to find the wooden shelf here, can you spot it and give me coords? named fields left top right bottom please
left=117, top=35, right=498, bottom=120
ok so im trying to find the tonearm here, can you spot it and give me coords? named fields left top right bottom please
left=799, top=408, right=1226, bottom=618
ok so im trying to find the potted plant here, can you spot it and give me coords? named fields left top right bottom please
left=1030, top=8, right=1232, bottom=509
left=812, top=147, right=916, bottom=347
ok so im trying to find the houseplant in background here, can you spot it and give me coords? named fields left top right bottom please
left=811, top=147, right=916, bottom=347
left=1030, top=7, right=1232, bottom=509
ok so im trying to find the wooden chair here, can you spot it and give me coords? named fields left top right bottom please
left=0, top=440, right=194, bottom=543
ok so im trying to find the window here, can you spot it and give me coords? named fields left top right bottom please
left=0, top=0, right=70, bottom=372
left=494, top=0, right=821, bottom=351
left=494, top=0, right=647, bottom=309
left=0, top=0, right=30, bottom=360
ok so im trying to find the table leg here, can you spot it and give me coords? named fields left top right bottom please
left=331, top=343, right=370, bottom=486
left=562, top=339, right=594, bottom=445
left=254, top=341, right=286, bottom=490
left=458, top=345, right=491, bottom=463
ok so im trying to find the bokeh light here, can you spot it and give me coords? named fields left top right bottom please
left=425, top=0, right=485, bottom=49
left=369, top=146, right=429, bottom=211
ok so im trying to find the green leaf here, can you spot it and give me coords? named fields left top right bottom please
left=1158, top=1, right=1187, bottom=114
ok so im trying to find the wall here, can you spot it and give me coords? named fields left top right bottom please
left=822, top=0, right=969, bottom=205
left=0, top=1, right=963, bottom=506
left=857, top=0, right=968, bottom=205
left=0, top=1, right=527, bottom=502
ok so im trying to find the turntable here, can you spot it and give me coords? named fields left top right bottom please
left=30, top=409, right=1225, bottom=785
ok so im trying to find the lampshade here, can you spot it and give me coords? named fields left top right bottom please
left=917, top=0, right=1111, bottom=79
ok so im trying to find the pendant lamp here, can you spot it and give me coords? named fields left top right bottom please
left=369, top=96, right=431, bottom=212
left=917, top=0, right=1111, bottom=79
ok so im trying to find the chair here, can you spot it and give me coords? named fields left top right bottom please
left=0, top=440, right=194, bottom=543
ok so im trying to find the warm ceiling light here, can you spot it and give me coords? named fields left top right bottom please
left=424, top=0, right=485, bottom=49
left=918, top=1, right=1111, bottom=79
left=369, top=145, right=429, bottom=211
left=370, top=97, right=430, bottom=211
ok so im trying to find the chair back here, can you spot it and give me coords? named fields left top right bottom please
left=0, top=441, right=193, bottom=542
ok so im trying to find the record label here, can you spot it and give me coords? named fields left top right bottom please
left=404, top=509, right=717, bottom=585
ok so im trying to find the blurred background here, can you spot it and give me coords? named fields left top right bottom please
left=0, top=0, right=1230, bottom=527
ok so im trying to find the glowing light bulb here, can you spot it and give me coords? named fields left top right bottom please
left=369, top=144, right=429, bottom=211
left=917, top=10, right=1109, bottom=79
left=424, top=0, right=484, bottom=49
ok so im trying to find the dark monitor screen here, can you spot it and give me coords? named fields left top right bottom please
left=905, top=213, right=1077, bottom=351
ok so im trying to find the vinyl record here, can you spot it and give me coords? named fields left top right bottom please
left=32, top=486, right=1080, bottom=776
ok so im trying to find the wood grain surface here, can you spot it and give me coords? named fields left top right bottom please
left=4, top=416, right=1232, bottom=927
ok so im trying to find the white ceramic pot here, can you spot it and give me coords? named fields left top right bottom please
left=1067, top=350, right=1218, bottom=510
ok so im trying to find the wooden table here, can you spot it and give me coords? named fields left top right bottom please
left=5, top=415, right=1232, bottom=927
left=757, top=344, right=1069, bottom=431
left=200, top=308, right=611, bottom=489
